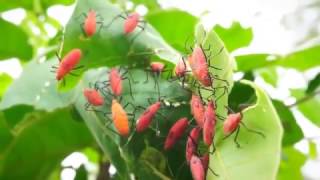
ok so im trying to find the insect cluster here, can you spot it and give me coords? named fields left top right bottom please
left=51, top=8, right=265, bottom=180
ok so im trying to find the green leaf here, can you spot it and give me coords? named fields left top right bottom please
left=131, top=0, right=161, bottom=11
left=0, top=59, right=76, bottom=111
left=0, top=112, right=13, bottom=154
left=209, top=80, right=283, bottom=180
left=236, top=46, right=320, bottom=72
left=272, top=100, right=303, bottom=146
left=0, top=73, right=12, bottom=99
left=306, top=73, right=320, bottom=94
left=0, top=108, right=93, bottom=180
left=308, top=141, right=317, bottom=159
left=74, top=165, right=88, bottom=180
left=277, top=147, right=306, bottom=180
left=146, top=9, right=198, bottom=52
left=291, top=89, right=320, bottom=127
left=0, top=0, right=74, bottom=12
left=0, top=18, right=32, bottom=61
left=257, top=67, right=278, bottom=87
left=278, top=45, right=320, bottom=70
left=61, top=0, right=180, bottom=91
left=235, top=54, right=277, bottom=72
left=214, top=22, right=253, bottom=52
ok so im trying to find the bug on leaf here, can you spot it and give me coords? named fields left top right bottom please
left=164, top=117, right=189, bottom=150
left=110, top=99, right=130, bottom=137
left=190, top=94, right=205, bottom=127
left=144, top=62, right=170, bottom=98
left=186, top=127, right=201, bottom=163
left=203, top=101, right=216, bottom=146
left=51, top=48, right=84, bottom=83
left=168, top=56, right=191, bottom=88
left=105, top=12, right=146, bottom=44
left=96, top=67, right=134, bottom=99
left=78, top=9, right=104, bottom=37
left=83, top=82, right=106, bottom=113
left=190, top=155, right=205, bottom=180
left=135, top=101, right=162, bottom=133
left=223, top=110, right=265, bottom=148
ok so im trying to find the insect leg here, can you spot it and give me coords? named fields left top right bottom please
left=103, top=13, right=127, bottom=29
left=240, top=122, right=265, bottom=138
left=84, top=102, right=103, bottom=113
left=129, top=20, right=146, bottom=45
left=233, top=127, right=241, bottom=148
left=122, top=77, right=134, bottom=100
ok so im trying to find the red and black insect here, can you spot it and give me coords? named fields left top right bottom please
left=97, top=67, right=134, bottom=99
left=135, top=101, right=162, bottom=133
left=187, top=41, right=229, bottom=103
left=164, top=117, right=189, bottom=150
left=186, top=127, right=201, bottom=163
left=190, top=155, right=205, bottom=180
left=223, top=110, right=265, bottom=148
left=190, top=94, right=205, bottom=127
left=83, top=82, right=105, bottom=113
left=51, top=48, right=84, bottom=82
left=78, top=9, right=104, bottom=37
left=105, top=11, right=146, bottom=43
left=144, top=62, right=169, bottom=98
left=110, top=99, right=130, bottom=136
left=203, top=101, right=216, bottom=146
left=168, top=56, right=191, bottom=87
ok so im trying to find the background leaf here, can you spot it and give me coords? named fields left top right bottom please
left=277, top=147, right=306, bottom=180
left=0, top=18, right=32, bottom=61
left=306, top=73, right=320, bottom=94
left=146, top=9, right=198, bottom=52
left=272, top=100, right=303, bottom=146
left=214, top=22, right=253, bottom=52
left=0, top=0, right=74, bottom=12
left=0, top=108, right=93, bottom=180
left=0, top=73, right=12, bottom=99
left=0, top=59, right=76, bottom=111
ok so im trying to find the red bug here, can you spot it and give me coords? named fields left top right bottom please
left=168, top=57, right=190, bottom=87
left=124, top=12, right=140, bottom=34
left=83, top=87, right=105, bottom=113
left=188, top=45, right=211, bottom=87
left=53, top=48, right=83, bottom=81
left=190, top=94, right=205, bottom=127
left=223, top=111, right=265, bottom=148
left=186, top=127, right=201, bottom=163
left=164, top=117, right=189, bottom=150
left=136, top=102, right=161, bottom=132
left=175, top=57, right=188, bottom=78
left=97, top=68, right=134, bottom=99
left=145, top=62, right=168, bottom=98
left=111, top=99, right=130, bottom=136
left=200, top=153, right=209, bottom=173
left=190, top=155, right=205, bottom=180
left=150, top=62, right=165, bottom=73
left=78, top=9, right=104, bottom=37
left=109, top=68, right=123, bottom=96
left=203, top=101, right=216, bottom=146
left=105, top=12, right=146, bottom=43
left=83, top=88, right=104, bottom=106
left=223, top=112, right=242, bottom=136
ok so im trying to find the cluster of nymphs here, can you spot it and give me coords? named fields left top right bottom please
left=51, top=9, right=265, bottom=180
